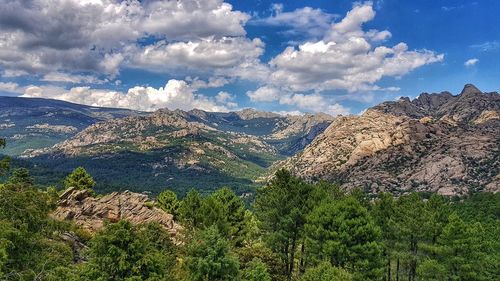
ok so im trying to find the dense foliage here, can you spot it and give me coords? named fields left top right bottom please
left=0, top=136, right=498, bottom=281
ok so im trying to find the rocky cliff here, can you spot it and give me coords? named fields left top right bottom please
left=277, top=85, right=499, bottom=195
left=52, top=187, right=181, bottom=236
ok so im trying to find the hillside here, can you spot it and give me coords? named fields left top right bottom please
left=21, top=105, right=333, bottom=194
left=0, top=97, right=143, bottom=155
left=276, top=84, right=500, bottom=195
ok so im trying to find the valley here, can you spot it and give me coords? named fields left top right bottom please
left=1, top=84, right=498, bottom=196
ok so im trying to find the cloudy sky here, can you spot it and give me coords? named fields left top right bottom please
left=0, top=0, right=499, bottom=115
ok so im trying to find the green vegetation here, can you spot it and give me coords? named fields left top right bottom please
left=0, top=142, right=498, bottom=281
left=64, top=167, right=96, bottom=191
left=156, top=189, right=180, bottom=218
left=0, top=138, right=10, bottom=177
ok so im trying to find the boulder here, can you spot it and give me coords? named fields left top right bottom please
left=52, top=188, right=182, bottom=237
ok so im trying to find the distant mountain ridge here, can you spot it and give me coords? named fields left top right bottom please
left=2, top=84, right=498, bottom=196
left=0, top=96, right=144, bottom=155
left=3, top=97, right=333, bottom=194
left=372, top=84, right=500, bottom=123
left=275, top=84, right=499, bottom=195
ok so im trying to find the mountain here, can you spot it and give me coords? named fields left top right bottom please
left=19, top=104, right=333, bottom=195
left=0, top=96, right=143, bottom=155
left=173, top=108, right=334, bottom=155
left=276, top=84, right=499, bottom=196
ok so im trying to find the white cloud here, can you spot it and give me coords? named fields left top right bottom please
left=464, top=58, right=479, bottom=67
left=251, top=6, right=338, bottom=39
left=246, top=86, right=281, bottom=102
left=140, top=0, right=249, bottom=40
left=470, top=41, right=500, bottom=52
left=247, top=86, right=350, bottom=116
left=0, top=82, right=23, bottom=94
left=1, top=69, right=28, bottom=78
left=21, top=79, right=237, bottom=112
left=215, top=91, right=237, bottom=108
left=265, top=2, right=443, bottom=93
left=0, top=0, right=255, bottom=78
left=274, top=110, right=304, bottom=116
left=243, top=2, right=441, bottom=115
left=42, top=72, right=105, bottom=84
left=279, top=93, right=350, bottom=116
left=128, top=37, right=264, bottom=74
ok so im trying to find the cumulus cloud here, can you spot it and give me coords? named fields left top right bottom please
left=278, top=93, right=350, bottom=116
left=251, top=5, right=338, bottom=39
left=128, top=37, right=264, bottom=74
left=464, top=58, right=479, bottom=67
left=266, top=2, right=443, bottom=93
left=21, top=79, right=237, bottom=112
left=246, top=86, right=281, bottom=102
left=0, top=82, right=23, bottom=94
left=1, top=0, right=444, bottom=116
left=0, top=0, right=255, bottom=77
left=247, top=86, right=350, bottom=116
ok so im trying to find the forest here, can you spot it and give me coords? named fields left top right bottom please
left=0, top=139, right=499, bottom=281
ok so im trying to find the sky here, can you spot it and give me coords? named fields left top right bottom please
left=0, top=0, right=499, bottom=115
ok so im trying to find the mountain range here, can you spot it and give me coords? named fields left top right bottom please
left=1, top=98, right=333, bottom=194
left=1, top=84, right=498, bottom=196
left=276, top=84, right=499, bottom=195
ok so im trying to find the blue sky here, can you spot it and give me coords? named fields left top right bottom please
left=0, top=0, right=499, bottom=115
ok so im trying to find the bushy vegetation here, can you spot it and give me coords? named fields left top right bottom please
left=0, top=141, right=498, bottom=280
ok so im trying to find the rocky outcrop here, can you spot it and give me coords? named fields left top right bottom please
left=52, top=187, right=182, bottom=236
left=276, top=85, right=500, bottom=195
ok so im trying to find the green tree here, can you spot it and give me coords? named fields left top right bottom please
left=300, top=262, right=353, bottom=281
left=304, top=197, right=383, bottom=280
left=205, top=187, right=249, bottom=246
left=0, top=182, right=73, bottom=280
left=372, top=192, right=397, bottom=281
left=178, top=189, right=204, bottom=228
left=393, top=193, right=430, bottom=281
left=184, top=226, right=239, bottom=281
left=254, top=169, right=315, bottom=280
left=416, top=259, right=446, bottom=281
left=64, top=167, right=96, bottom=191
left=83, top=220, right=176, bottom=281
left=157, top=189, right=180, bottom=217
left=242, top=258, right=271, bottom=281
left=7, top=168, right=33, bottom=186
left=236, top=242, right=287, bottom=281
left=435, top=213, right=494, bottom=281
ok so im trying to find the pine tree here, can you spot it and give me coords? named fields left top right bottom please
left=436, top=213, right=492, bottom=281
left=178, top=189, right=204, bottom=228
left=157, top=189, right=180, bottom=217
left=254, top=169, right=315, bottom=280
left=300, top=262, right=353, bottom=281
left=304, top=197, right=384, bottom=280
left=7, top=168, right=33, bottom=186
left=64, top=167, right=95, bottom=191
left=83, top=221, right=176, bottom=280
left=211, top=187, right=249, bottom=246
left=242, top=258, right=272, bottom=281
left=372, top=192, right=397, bottom=281
left=184, top=226, right=239, bottom=281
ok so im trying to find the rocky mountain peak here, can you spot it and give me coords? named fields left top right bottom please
left=274, top=84, right=499, bottom=195
left=460, top=83, right=482, bottom=96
